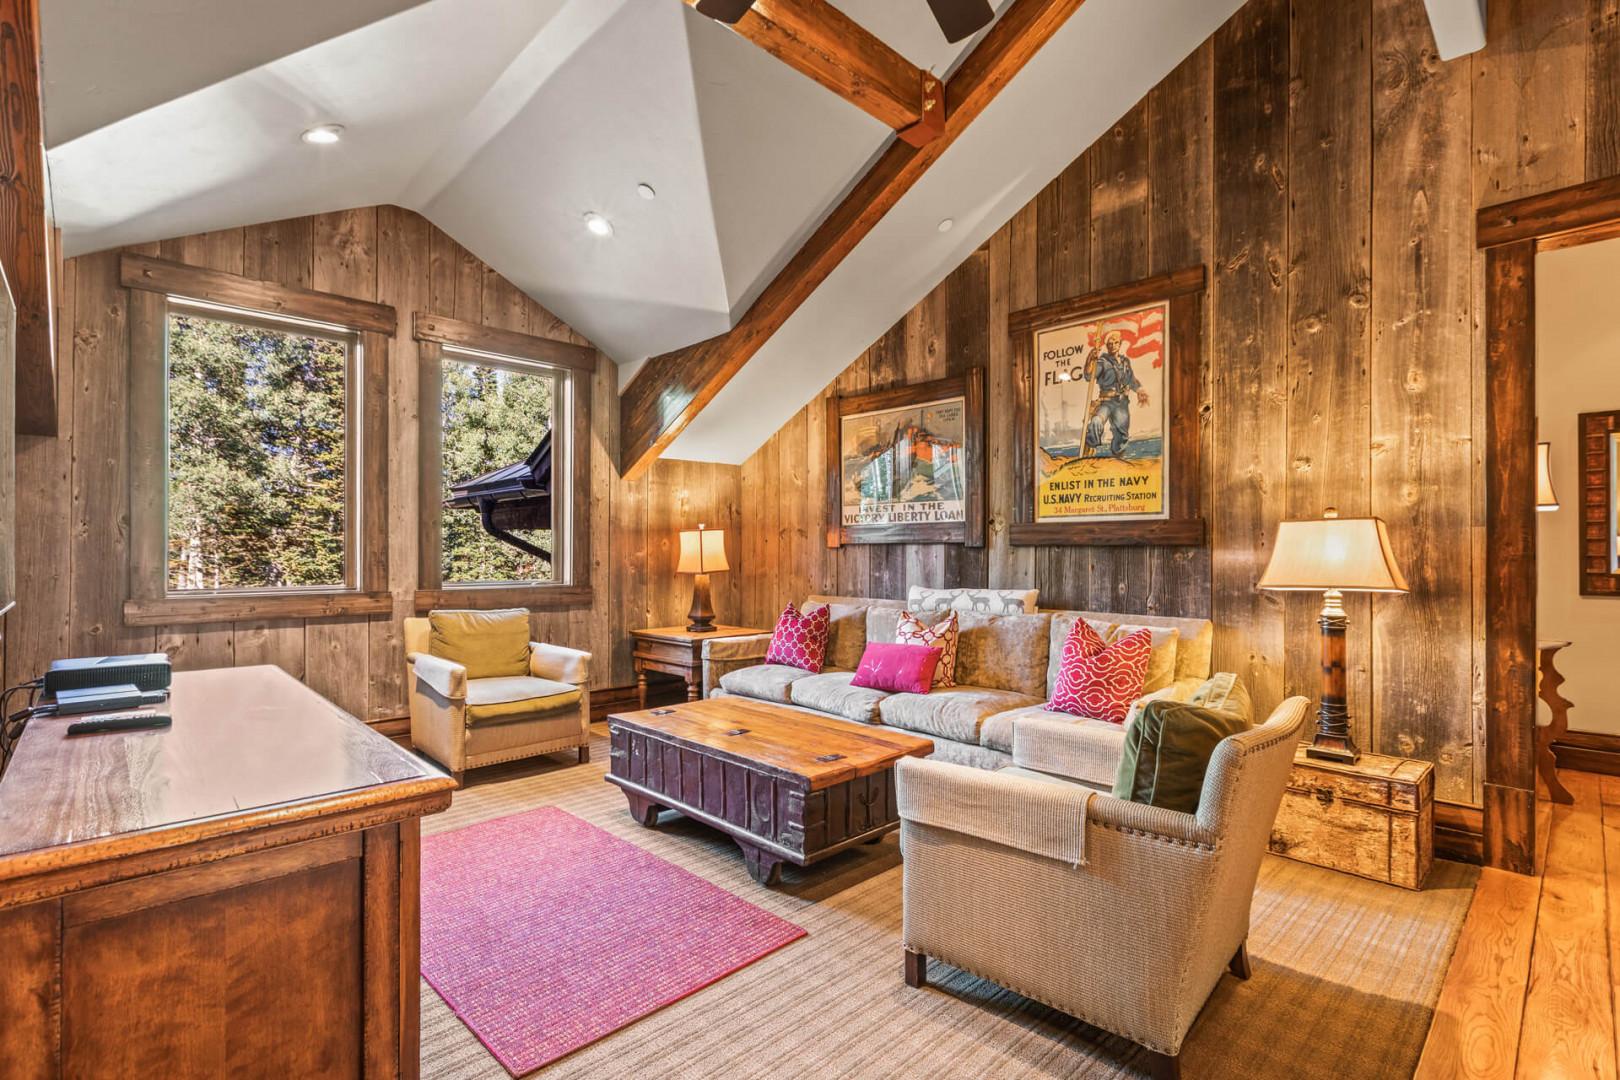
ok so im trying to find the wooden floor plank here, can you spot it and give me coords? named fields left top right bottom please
left=1515, top=771, right=1616, bottom=1079
left=1414, top=866, right=1542, bottom=1080
left=1604, top=777, right=1620, bottom=1074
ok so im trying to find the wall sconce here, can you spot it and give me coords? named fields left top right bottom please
left=1537, top=441, right=1560, bottom=512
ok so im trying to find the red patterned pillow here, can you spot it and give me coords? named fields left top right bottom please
left=896, top=609, right=959, bottom=687
left=764, top=603, right=831, bottom=673
left=1047, top=620, right=1151, bottom=723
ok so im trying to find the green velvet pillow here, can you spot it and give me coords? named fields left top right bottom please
left=1112, top=676, right=1254, bottom=814
left=429, top=608, right=531, bottom=679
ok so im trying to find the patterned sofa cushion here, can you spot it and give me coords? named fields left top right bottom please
left=789, top=671, right=889, bottom=724
left=1005, top=708, right=1132, bottom=787
left=718, top=663, right=821, bottom=704
left=906, top=586, right=1038, bottom=617
left=954, top=613, right=1052, bottom=696
left=1047, top=614, right=1179, bottom=695
left=803, top=601, right=869, bottom=672
left=878, top=686, right=1041, bottom=744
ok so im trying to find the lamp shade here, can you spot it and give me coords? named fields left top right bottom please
left=1257, top=512, right=1409, bottom=593
left=1536, top=441, right=1559, bottom=511
left=676, top=527, right=729, bottom=574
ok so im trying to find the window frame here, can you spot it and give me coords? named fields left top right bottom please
left=412, top=312, right=595, bottom=612
left=122, top=254, right=394, bottom=626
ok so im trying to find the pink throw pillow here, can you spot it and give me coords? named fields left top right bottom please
left=850, top=642, right=941, bottom=695
left=764, top=603, right=831, bottom=673
left=896, top=610, right=959, bottom=687
left=1047, top=620, right=1151, bottom=723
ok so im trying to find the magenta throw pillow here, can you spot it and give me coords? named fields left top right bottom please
left=850, top=642, right=941, bottom=695
left=1047, top=620, right=1151, bottom=723
left=764, top=603, right=831, bottom=673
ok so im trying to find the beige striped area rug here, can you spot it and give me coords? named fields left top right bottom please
left=421, top=726, right=1477, bottom=1079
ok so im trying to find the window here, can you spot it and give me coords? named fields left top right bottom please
left=165, top=303, right=357, bottom=592
left=413, top=312, right=594, bottom=610
left=122, top=253, right=395, bottom=626
left=440, top=348, right=558, bottom=585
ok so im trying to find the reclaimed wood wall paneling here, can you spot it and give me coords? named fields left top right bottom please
left=734, top=0, right=1620, bottom=806
left=6, top=206, right=740, bottom=719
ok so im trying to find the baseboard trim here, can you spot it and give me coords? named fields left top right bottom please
left=1552, top=739, right=1620, bottom=777
left=1434, top=801, right=1484, bottom=865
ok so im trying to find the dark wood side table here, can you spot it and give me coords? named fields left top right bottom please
left=0, top=665, right=455, bottom=1078
left=630, top=624, right=767, bottom=705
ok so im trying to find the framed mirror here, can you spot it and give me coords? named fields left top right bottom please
left=1579, top=410, right=1620, bottom=594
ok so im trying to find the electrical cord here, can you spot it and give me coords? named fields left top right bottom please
left=0, top=678, right=44, bottom=778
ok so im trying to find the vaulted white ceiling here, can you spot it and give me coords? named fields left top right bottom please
left=42, top=0, right=1243, bottom=464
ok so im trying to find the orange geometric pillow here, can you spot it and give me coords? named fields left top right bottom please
left=896, top=609, right=959, bottom=688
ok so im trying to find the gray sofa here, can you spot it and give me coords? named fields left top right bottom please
left=701, top=588, right=1214, bottom=782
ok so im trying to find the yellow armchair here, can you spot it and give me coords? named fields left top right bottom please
left=404, top=612, right=592, bottom=784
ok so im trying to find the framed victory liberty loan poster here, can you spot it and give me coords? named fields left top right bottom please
left=825, top=369, right=985, bottom=547
left=1008, top=266, right=1206, bottom=546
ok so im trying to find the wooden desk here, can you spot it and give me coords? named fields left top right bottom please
left=630, top=625, right=766, bottom=704
left=0, top=665, right=455, bottom=1079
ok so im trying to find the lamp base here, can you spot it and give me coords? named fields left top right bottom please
left=1310, top=591, right=1361, bottom=764
left=686, top=573, right=717, bottom=633
left=1305, top=732, right=1361, bottom=764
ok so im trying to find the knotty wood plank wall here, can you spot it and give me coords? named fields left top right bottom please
left=4, top=206, right=741, bottom=720
left=736, top=0, right=1620, bottom=806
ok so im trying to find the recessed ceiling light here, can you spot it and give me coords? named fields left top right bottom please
left=301, top=123, right=344, bottom=145
left=637, top=183, right=657, bottom=200
left=937, top=218, right=954, bottom=233
left=583, top=212, right=614, bottom=237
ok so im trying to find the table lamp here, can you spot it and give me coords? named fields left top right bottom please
left=1258, top=508, right=1409, bottom=763
left=677, top=523, right=729, bottom=632
left=1536, top=441, right=1559, bottom=511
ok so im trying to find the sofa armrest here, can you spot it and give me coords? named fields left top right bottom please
left=701, top=633, right=773, bottom=697
left=897, top=757, right=1093, bottom=865
left=409, top=652, right=467, bottom=701
left=701, top=634, right=772, bottom=661
left=531, top=642, right=590, bottom=685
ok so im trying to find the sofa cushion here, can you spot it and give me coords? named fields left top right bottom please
left=1113, top=694, right=1253, bottom=813
left=1190, top=671, right=1254, bottom=717
left=789, top=670, right=889, bottom=723
left=878, top=686, right=1041, bottom=744
left=870, top=723, right=1005, bottom=770
left=764, top=603, right=831, bottom=672
left=1048, top=621, right=1150, bottom=723
left=906, top=586, right=1038, bottom=616
left=803, top=602, right=868, bottom=672
left=429, top=608, right=530, bottom=679
left=851, top=642, right=942, bottom=695
left=719, top=663, right=819, bottom=704
left=1007, top=711, right=1132, bottom=787
left=983, top=685, right=1190, bottom=754
left=1047, top=614, right=1178, bottom=696
left=464, top=675, right=582, bottom=725
left=954, top=612, right=1052, bottom=696
left=866, top=605, right=903, bottom=647
left=897, top=609, right=959, bottom=687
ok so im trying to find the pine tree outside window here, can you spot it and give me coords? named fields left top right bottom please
left=164, top=302, right=361, bottom=594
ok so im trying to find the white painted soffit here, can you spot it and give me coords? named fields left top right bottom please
left=39, top=0, right=432, bottom=147
left=663, top=0, right=1245, bottom=465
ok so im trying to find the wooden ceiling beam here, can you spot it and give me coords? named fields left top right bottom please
left=622, top=0, right=1085, bottom=480
left=686, top=0, right=945, bottom=147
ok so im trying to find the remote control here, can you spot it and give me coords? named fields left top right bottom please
left=66, top=713, right=173, bottom=736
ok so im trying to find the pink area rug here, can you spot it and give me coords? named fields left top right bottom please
left=419, top=807, right=806, bottom=1075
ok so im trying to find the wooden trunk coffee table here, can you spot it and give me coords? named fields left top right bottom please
left=606, top=697, right=933, bottom=886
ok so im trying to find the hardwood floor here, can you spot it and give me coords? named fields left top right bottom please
left=1417, top=769, right=1620, bottom=1078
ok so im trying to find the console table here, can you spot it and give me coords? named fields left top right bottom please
left=0, top=665, right=456, bottom=1078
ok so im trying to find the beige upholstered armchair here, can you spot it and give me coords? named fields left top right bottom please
left=404, top=613, right=592, bottom=785
left=895, top=696, right=1309, bottom=1080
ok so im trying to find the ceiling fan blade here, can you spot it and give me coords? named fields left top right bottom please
left=694, top=0, right=756, bottom=23
left=925, top=0, right=995, bottom=43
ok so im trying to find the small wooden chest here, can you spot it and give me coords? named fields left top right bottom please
left=1268, top=747, right=1434, bottom=890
